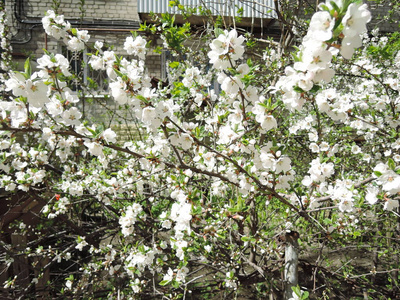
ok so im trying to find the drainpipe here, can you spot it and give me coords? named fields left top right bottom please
left=13, top=0, right=139, bottom=28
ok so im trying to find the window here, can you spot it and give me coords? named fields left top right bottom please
left=62, top=47, right=108, bottom=92
left=161, top=49, right=220, bottom=94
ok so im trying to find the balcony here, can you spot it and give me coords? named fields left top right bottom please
left=138, top=0, right=278, bottom=33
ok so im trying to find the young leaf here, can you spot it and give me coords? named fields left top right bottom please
left=388, top=158, right=396, bottom=170
left=24, top=58, right=32, bottom=77
left=159, top=280, right=170, bottom=286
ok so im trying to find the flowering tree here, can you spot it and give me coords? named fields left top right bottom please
left=1, top=0, right=400, bottom=299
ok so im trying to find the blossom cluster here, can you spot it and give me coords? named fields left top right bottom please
left=89, top=36, right=174, bottom=134
left=208, top=29, right=244, bottom=69
left=0, top=6, right=12, bottom=89
left=275, top=0, right=371, bottom=111
left=42, top=10, right=90, bottom=51
left=119, top=203, right=144, bottom=236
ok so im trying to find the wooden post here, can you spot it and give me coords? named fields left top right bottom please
left=11, top=233, right=30, bottom=288
left=33, top=256, right=50, bottom=298
left=284, top=231, right=299, bottom=300
left=0, top=262, right=10, bottom=298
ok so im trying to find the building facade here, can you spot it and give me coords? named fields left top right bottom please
left=2, top=0, right=398, bottom=133
left=3, top=0, right=279, bottom=131
left=5, top=0, right=397, bottom=78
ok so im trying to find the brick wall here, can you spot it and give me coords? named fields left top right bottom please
left=367, top=1, right=399, bottom=33
left=146, top=54, right=162, bottom=79
left=22, top=0, right=139, bottom=22
left=7, top=0, right=139, bottom=59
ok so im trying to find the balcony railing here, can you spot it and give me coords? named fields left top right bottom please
left=138, top=0, right=276, bottom=19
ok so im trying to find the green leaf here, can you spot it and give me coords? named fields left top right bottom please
left=113, top=68, right=124, bottom=79
left=293, top=86, right=304, bottom=93
left=194, top=126, right=201, bottom=138
left=310, top=84, right=321, bottom=94
left=169, top=61, right=180, bottom=69
left=319, top=4, right=330, bottom=12
left=172, top=280, right=180, bottom=288
left=136, top=94, right=149, bottom=104
left=292, top=52, right=301, bottom=62
left=66, top=274, right=74, bottom=281
left=302, top=291, right=310, bottom=299
left=241, top=236, right=250, bottom=242
left=214, top=27, right=224, bottom=38
left=24, top=58, right=32, bottom=77
left=86, top=126, right=97, bottom=136
left=388, top=158, right=396, bottom=170
left=329, top=1, right=341, bottom=14
left=159, top=280, right=170, bottom=286
left=292, top=285, right=302, bottom=296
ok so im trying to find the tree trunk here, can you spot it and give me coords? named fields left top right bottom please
left=284, top=231, right=299, bottom=300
